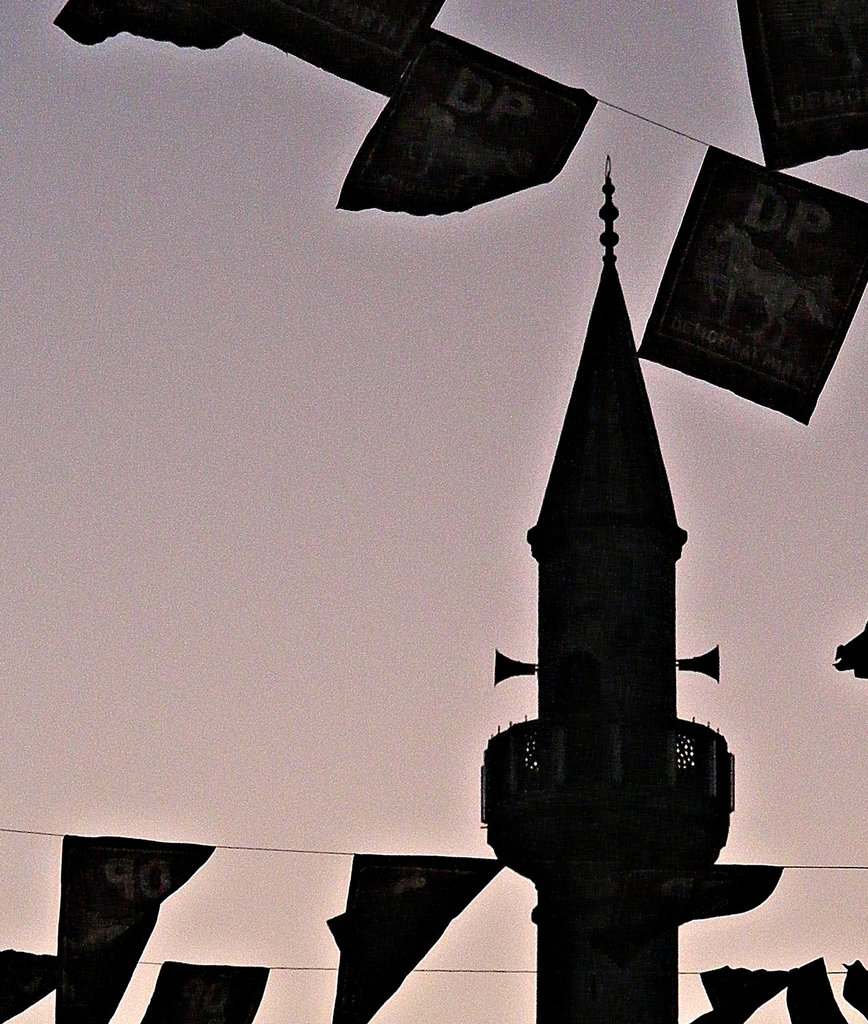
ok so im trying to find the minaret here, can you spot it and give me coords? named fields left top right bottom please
left=482, top=168, right=748, bottom=1024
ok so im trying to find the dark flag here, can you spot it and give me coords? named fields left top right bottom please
left=597, top=865, right=783, bottom=963
left=834, top=622, right=868, bottom=678
left=843, top=960, right=868, bottom=1018
left=54, top=0, right=447, bottom=94
left=736, top=0, right=868, bottom=169
left=786, top=958, right=849, bottom=1024
left=338, top=30, right=597, bottom=215
left=140, top=962, right=269, bottom=1024
left=689, top=965, right=790, bottom=1023
left=639, top=148, right=868, bottom=423
left=57, top=835, right=215, bottom=1024
left=328, top=854, right=502, bottom=1024
left=0, top=951, right=57, bottom=1022
left=54, top=0, right=239, bottom=48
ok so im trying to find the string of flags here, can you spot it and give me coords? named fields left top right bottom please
left=689, top=957, right=868, bottom=1024
left=4, top=829, right=868, bottom=1024
left=0, top=834, right=273, bottom=1024
left=51, top=1, right=868, bottom=423
left=51, top=0, right=868, bottom=173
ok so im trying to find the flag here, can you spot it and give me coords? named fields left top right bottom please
left=597, top=865, right=782, bottom=963
left=843, top=960, right=868, bottom=1018
left=689, top=965, right=789, bottom=1024
left=834, top=622, right=868, bottom=678
left=57, top=835, right=215, bottom=1024
left=237, top=0, right=447, bottom=93
left=328, top=854, right=502, bottom=1024
left=736, top=0, right=868, bottom=169
left=786, top=958, right=849, bottom=1024
left=140, top=962, right=269, bottom=1024
left=338, top=30, right=597, bottom=215
left=54, top=0, right=447, bottom=94
left=0, top=951, right=57, bottom=1023
left=54, top=0, right=239, bottom=48
left=639, top=148, right=868, bottom=423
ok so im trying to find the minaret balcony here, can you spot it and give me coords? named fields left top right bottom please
left=482, top=718, right=732, bottom=872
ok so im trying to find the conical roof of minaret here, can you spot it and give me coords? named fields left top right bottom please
left=529, top=171, right=686, bottom=555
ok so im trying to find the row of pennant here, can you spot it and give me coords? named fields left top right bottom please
left=52, top=2, right=868, bottom=423
left=0, top=834, right=790, bottom=1024
left=52, top=0, right=868, bottom=172
left=692, top=958, right=868, bottom=1024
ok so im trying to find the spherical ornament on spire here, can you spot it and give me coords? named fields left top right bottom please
left=599, top=155, right=619, bottom=263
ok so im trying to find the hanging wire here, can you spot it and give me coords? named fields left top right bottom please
left=2, top=826, right=867, bottom=978
left=0, top=826, right=353, bottom=857
left=7, top=826, right=868, bottom=872
left=597, top=99, right=711, bottom=150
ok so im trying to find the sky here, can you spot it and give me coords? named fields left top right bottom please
left=1, top=2, right=868, bottom=1023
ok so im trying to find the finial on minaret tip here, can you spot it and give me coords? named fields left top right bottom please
left=599, top=155, right=619, bottom=264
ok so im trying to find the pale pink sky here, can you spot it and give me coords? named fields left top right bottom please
left=1, top=4, right=867, bottom=1024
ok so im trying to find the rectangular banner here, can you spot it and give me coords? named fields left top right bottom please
left=698, top=965, right=790, bottom=1024
left=0, top=951, right=57, bottom=1024
left=328, top=854, right=502, bottom=1024
left=737, top=0, right=868, bottom=168
left=238, top=0, right=447, bottom=93
left=141, top=962, right=269, bottom=1024
left=639, top=149, right=868, bottom=422
left=54, top=0, right=447, bottom=94
left=58, top=835, right=214, bottom=1024
left=338, top=30, right=597, bottom=215
left=597, top=865, right=782, bottom=963
left=54, top=0, right=240, bottom=48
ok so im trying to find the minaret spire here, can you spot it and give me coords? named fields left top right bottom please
left=599, top=156, right=619, bottom=265
left=529, top=161, right=684, bottom=555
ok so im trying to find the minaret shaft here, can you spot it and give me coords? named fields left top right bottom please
left=535, top=877, right=677, bottom=1024
left=535, top=531, right=678, bottom=726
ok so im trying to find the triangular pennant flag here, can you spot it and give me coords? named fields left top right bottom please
left=54, top=0, right=446, bottom=95
left=328, top=854, right=502, bottom=1024
left=639, top=148, right=868, bottom=423
left=57, top=835, right=214, bottom=1024
left=786, top=958, right=849, bottom=1024
left=0, top=950, right=57, bottom=1023
left=736, top=0, right=868, bottom=169
left=140, top=962, right=269, bottom=1024
left=843, top=960, right=868, bottom=1018
left=596, top=866, right=782, bottom=964
left=688, top=966, right=790, bottom=1024
left=338, top=30, right=596, bottom=215
left=834, top=622, right=868, bottom=678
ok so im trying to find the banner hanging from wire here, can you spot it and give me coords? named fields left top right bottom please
left=639, top=148, right=868, bottom=423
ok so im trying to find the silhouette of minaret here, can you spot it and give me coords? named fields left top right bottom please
left=482, top=166, right=778, bottom=1024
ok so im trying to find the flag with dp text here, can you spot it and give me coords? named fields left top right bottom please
left=736, top=0, right=868, bottom=169
left=57, top=835, right=215, bottom=1024
left=54, top=0, right=447, bottom=94
left=689, top=965, right=790, bottom=1023
left=639, top=148, right=868, bottom=423
left=338, top=31, right=597, bottom=215
left=328, top=854, right=502, bottom=1024
left=0, top=951, right=58, bottom=1024
left=141, top=962, right=269, bottom=1024
left=596, top=865, right=782, bottom=964
left=54, top=0, right=239, bottom=48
